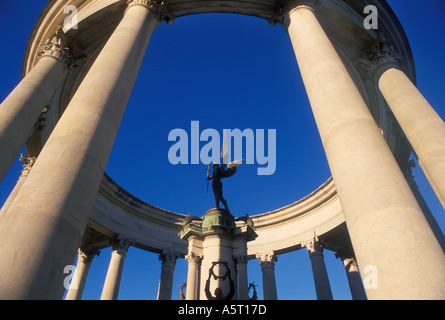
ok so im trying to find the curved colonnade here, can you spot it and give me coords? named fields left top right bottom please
left=0, top=0, right=445, bottom=300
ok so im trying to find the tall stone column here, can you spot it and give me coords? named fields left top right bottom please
left=366, top=36, right=445, bottom=210
left=185, top=253, right=201, bottom=300
left=0, top=27, right=79, bottom=184
left=65, top=246, right=100, bottom=300
left=157, top=251, right=179, bottom=300
left=284, top=0, right=445, bottom=299
left=100, top=236, right=134, bottom=300
left=235, top=255, right=249, bottom=300
left=335, top=253, right=367, bottom=300
left=302, top=236, right=333, bottom=300
left=257, top=253, right=277, bottom=300
left=0, top=0, right=170, bottom=299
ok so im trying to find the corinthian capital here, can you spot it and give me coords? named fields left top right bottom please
left=37, top=27, right=86, bottom=71
left=354, top=33, right=403, bottom=80
left=159, top=250, right=180, bottom=269
left=112, top=235, right=135, bottom=256
left=256, top=252, right=277, bottom=270
left=19, top=154, right=36, bottom=177
left=268, top=0, right=321, bottom=27
left=127, top=0, right=175, bottom=24
left=302, top=234, right=325, bottom=258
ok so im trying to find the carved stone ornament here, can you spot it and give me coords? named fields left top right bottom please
left=268, top=0, right=321, bottom=27
left=19, top=154, right=37, bottom=177
left=302, top=234, right=326, bottom=257
left=354, top=33, right=403, bottom=80
left=112, top=235, right=135, bottom=256
left=256, top=252, right=277, bottom=270
left=159, top=250, right=180, bottom=268
left=126, top=0, right=175, bottom=24
left=37, top=27, right=86, bottom=71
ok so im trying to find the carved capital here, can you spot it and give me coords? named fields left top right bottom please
left=185, top=252, right=202, bottom=264
left=111, top=235, right=135, bottom=256
left=19, top=154, right=37, bottom=177
left=37, top=27, right=86, bottom=71
left=269, top=0, right=321, bottom=27
left=78, top=245, right=101, bottom=265
left=234, top=255, right=248, bottom=265
left=126, top=0, right=175, bottom=24
left=159, top=250, right=180, bottom=269
left=302, top=234, right=325, bottom=258
left=256, top=252, right=277, bottom=270
left=354, top=33, right=403, bottom=81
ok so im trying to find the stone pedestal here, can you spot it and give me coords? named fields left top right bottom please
left=179, top=208, right=257, bottom=300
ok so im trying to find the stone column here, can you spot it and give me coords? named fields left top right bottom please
left=303, top=236, right=333, bottom=300
left=185, top=253, right=201, bottom=300
left=235, top=255, right=249, bottom=300
left=100, top=236, right=134, bottom=300
left=0, top=27, right=79, bottom=184
left=65, top=246, right=100, bottom=300
left=335, top=253, right=367, bottom=300
left=257, top=253, right=278, bottom=300
left=284, top=0, right=445, bottom=299
left=367, top=37, right=445, bottom=209
left=0, top=0, right=169, bottom=300
left=157, top=251, right=179, bottom=300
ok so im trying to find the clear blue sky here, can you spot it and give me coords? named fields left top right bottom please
left=0, top=0, right=444, bottom=300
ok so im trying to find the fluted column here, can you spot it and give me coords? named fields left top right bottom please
left=303, top=236, right=333, bottom=300
left=0, top=27, right=80, bottom=184
left=157, top=251, right=179, bottom=300
left=65, top=246, right=100, bottom=300
left=366, top=36, right=445, bottom=210
left=335, top=253, right=367, bottom=300
left=185, top=253, right=201, bottom=300
left=235, top=255, right=249, bottom=300
left=100, top=236, right=134, bottom=300
left=0, top=0, right=169, bottom=299
left=257, top=253, right=277, bottom=300
left=284, top=0, right=445, bottom=299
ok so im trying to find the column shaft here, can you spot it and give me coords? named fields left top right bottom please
left=237, top=257, right=249, bottom=300
left=257, top=253, right=277, bottom=300
left=342, top=258, right=367, bottom=300
left=378, top=67, right=445, bottom=208
left=303, top=238, right=333, bottom=300
left=0, top=55, right=67, bottom=184
left=65, top=247, right=100, bottom=300
left=185, top=255, right=199, bottom=300
left=0, top=2, right=158, bottom=299
left=157, top=251, right=178, bottom=300
left=286, top=2, right=445, bottom=299
left=100, top=251, right=126, bottom=300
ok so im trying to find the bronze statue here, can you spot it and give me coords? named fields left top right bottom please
left=206, top=130, right=244, bottom=212
left=179, top=281, right=187, bottom=300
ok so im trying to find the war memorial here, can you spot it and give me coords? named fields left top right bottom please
left=0, top=0, right=445, bottom=302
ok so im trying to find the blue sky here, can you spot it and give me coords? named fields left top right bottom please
left=0, top=0, right=444, bottom=300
